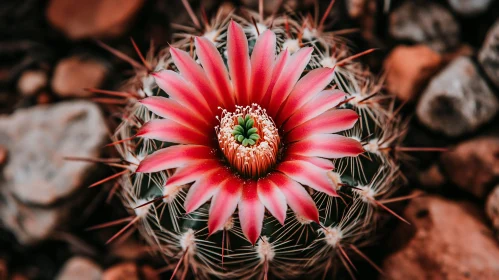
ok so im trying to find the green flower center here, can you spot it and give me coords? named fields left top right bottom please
left=232, top=114, right=260, bottom=146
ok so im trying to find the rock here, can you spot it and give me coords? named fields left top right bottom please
left=479, top=20, right=499, bottom=88
left=46, top=0, right=145, bottom=39
left=385, top=45, right=442, bottom=102
left=102, top=263, right=159, bottom=280
left=17, top=70, right=48, bottom=96
left=440, top=137, right=499, bottom=198
left=52, top=56, right=108, bottom=98
left=382, top=194, right=499, bottom=280
left=416, top=57, right=498, bottom=137
left=486, top=185, right=499, bottom=233
left=56, top=257, right=102, bottom=280
left=418, top=164, right=446, bottom=188
left=389, top=1, right=459, bottom=53
left=0, top=101, right=107, bottom=205
left=0, top=145, right=6, bottom=165
left=448, top=0, right=494, bottom=16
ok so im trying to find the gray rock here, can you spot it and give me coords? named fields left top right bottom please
left=56, top=257, right=102, bottom=280
left=486, top=185, right=499, bottom=234
left=0, top=101, right=107, bottom=205
left=440, top=137, right=499, bottom=198
left=416, top=57, right=498, bottom=137
left=448, top=0, right=494, bottom=16
left=389, top=1, right=460, bottom=53
left=479, top=20, right=499, bottom=88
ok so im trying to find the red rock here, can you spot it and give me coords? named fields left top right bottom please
left=103, top=263, right=159, bottom=280
left=46, top=0, right=145, bottom=40
left=384, top=45, right=442, bottom=102
left=51, top=56, right=107, bottom=98
left=382, top=194, right=499, bottom=279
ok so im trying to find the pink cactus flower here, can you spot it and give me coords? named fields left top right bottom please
left=136, top=21, right=363, bottom=244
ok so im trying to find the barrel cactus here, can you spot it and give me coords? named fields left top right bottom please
left=102, top=2, right=406, bottom=279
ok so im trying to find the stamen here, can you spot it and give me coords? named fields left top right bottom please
left=217, top=104, right=280, bottom=178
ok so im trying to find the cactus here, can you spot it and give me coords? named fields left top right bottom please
left=102, top=2, right=408, bottom=279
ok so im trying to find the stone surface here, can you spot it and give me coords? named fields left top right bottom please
left=418, top=164, right=446, bottom=188
left=440, top=137, right=499, bottom=198
left=56, top=257, right=102, bottom=280
left=382, top=194, right=499, bottom=280
left=17, top=70, right=48, bottom=96
left=389, top=1, right=459, bottom=53
left=46, top=0, right=145, bottom=39
left=385, top=45, right=442, bottom=102
left=52, top=56, right=108, bottom=98
left=479, top=20, right=499, bottom=88
left=102, top=263, right=159, bottom=280
left=0, top=101, right=107, bottom=205
left=486, top=185, right=499, bottom=233
left=448, top=0, right=494, bottom=16
left=416, top=57, right=498, bottom=137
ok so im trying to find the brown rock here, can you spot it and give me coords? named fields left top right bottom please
left=417, top=164, right=446, bottom=188
left=382, top=194, right=499, bottom=280
left=385, top=45, right=442, bottom=102
left=0, top=101, right=107, bottom=205
left=17, top=70, right=48, bottom=96
left=103, top=263, right=159, bottom=280
left=52, top=56, right=107, bottom=98
left=440, top=137, right=499, bottom=198
left=486, top=185, right=499, bottom=233
left=46, top=0, right=145, bottom=39
left=56, top=257, right=102, bottom=280
left=0, top=145, right=6, bottom=165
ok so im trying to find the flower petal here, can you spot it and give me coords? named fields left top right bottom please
left=137, top=119, right=210, bottom=145
left=227, top=21, right=251, bottom=105
left=260, top=49, right=289, bottom=107
left=287, top=134, right=364, bottom=159
left=277, top=160, right=338, bottom=197
left=136, top=145, right=215, bottom=173
left=267, top=47, right=312, bottom=118
left=268, top=172, right=319, bottom=223
left=165, top=159, right=222, bottom=188
left=184, top=166, right=232, bottom=213
left=152, top=70, right=213, bottom=119
left=276, top=67, right=335, bottom=125
left=239, top=181, right=265, bottom=244
left=139, top=97, right=210, bottom=132
left=257, top=178, right=287, bottom=225
left=195, top=36, right=235, bottom=110
left=250, top=30, right=276, bottom=102
left=283, top=90, right=346, bottom=132
left=208, top=175, right=243, bottom=234
left=170, top=47, right=223, bottom=114
left=284, top=154, right=334, bottom=170
left=286, top=109, right=359, bottom=142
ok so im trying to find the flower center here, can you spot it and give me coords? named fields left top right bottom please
left=217, top=104, right=280, bottom=178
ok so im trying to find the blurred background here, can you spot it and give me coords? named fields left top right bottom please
left=1, top=0, right=499, bottom=279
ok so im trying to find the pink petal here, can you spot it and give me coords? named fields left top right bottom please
left=170, top=47, right=223, bottom=113
left=268, top=172, right=319, bottom=223
left=136, top=145, right=215, bottom=173
left=139, top=97, right=210, bottom=132
left=283, top=90, right=346, bottom=132
left=285, top=154, right=334, bottom=170
left=152, top=70, right=213, bottom=119
left=184, top=166, right=232, bottom=213
left=239, top=181, right=265, bottom=244
left=250, top=30, right=276, bottom=102
left=276, top=67, right=335, bottom=125
left=137, top=119, right=210, bottom=145
left=260, top=49, right=289, bottom=107
left=277, top=160, right=338, bottom=197
left=227, top=21, right=251, bottom=105
left=165, top=160, right=222, bottom=188
left=208, top=175, right=243, bottom=234
left=286, top=109, right=359, bottom=142
left=287, top=134, right=364, bottom=159
left=195, top=37, right=235, bottom=110
left=257, top=178, right=287, bottom=225
left=267, top=47, right=313, bottom=118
